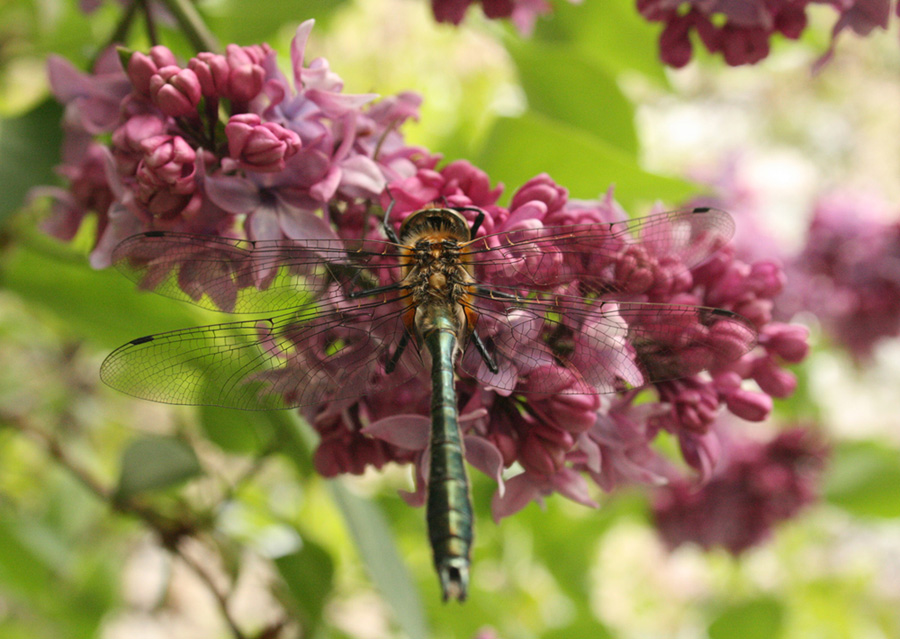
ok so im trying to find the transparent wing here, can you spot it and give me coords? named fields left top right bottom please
left=111, top=231, right=404, bottom=314
left=464, top=207, right=733, bottom=295
left=461, top=293, right=757, bottom=395
left=100, top=291, right=423, bottom=410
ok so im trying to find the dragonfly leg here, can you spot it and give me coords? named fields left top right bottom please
left=474, top=286, right=520, bottom=302
left=347, top=282, right=407, bottom=299
left=385, top=330, right=411, bottom=374
left=470, top=328, right=499, bottom=374
left=382, top=197, right=401, bottom=244
left=449, top=206, right=486, bottom=237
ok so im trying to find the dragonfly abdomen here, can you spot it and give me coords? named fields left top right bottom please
left=422, top=306, right=473, bottom=602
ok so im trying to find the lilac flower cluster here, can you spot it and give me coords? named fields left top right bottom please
left=41, top=20, right=430, bottom=269
left=652, top=427, right=827, bottom=553
left=637, top=0, right=890, bottom=68
left=430, top=0, right=572, bottom=34
left=309, top=162, right=809, bottom=520
left=43, top=21, right=810, bottom=525
left=782, top=192, right=900, bottom=360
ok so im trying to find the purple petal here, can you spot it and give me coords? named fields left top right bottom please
left=464, top=435, right=505, bottom=495
left=204, top=174, right=262, bottom=215
left=291, top=20, right=316, bottom=89
left=364, top=414, right=430, bottom=450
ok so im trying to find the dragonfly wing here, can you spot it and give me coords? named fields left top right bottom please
left=100, top=294, right=423, bottom=410
left=465, top=207, right=734, bottom=294
left=462, top=295, right=757, bottom=395
left=111, top=231, right=401, bottom=313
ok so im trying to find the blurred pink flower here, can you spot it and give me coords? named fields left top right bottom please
left=431, top=0, right=578, bottom=35
left=653, top=427, right=827, bottom=553
left=638, top=0, right=891, bottom=68
left=783, top=191, right=900, bottom=359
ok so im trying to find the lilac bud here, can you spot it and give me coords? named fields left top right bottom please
left=135, top=135, right=198, bottom=219
left=225, top=113, right=301, bottom=173
left=149, top=66, right=202, bottom=117
left=519, top=426, right=573, bottom=477
left=224, top=44, right=268, bottom=103
left=111, top=114, right=168, bottom=175
left=752, top=356, right=797, bottom=398
left=748, top=260, right=786, bottom=297
left=762, top=323, right=809, bottom=363
left=127, top=46, right=178, bottom=96
left=188, top=52, right=230, bottom=99
left=724, top=388, right=772, bottom=421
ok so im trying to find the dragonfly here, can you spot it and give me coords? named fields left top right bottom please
left=100, top=202, right=757, bottom=602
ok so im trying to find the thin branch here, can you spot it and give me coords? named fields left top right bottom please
left=157, top=0, right=221, bottom=53
left=3, top=409, right=253, bottom=639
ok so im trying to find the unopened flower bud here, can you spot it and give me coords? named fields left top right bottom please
left=127, top=46, right=178, bottom=96
left=135, top=135, right=198, bottom=218
left=149, top=66, right=202, bottom=117
left=225, top=113, right=301, bottom=173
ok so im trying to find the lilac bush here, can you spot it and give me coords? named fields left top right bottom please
left=41, top=20, right=811, bottom=534
left=637, top=0, right=891, bottom=68
left=42, top=20, right=431, bottom=269
left=653, top=427, right=827, bottom=553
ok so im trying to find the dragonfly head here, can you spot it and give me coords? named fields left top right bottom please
left=398, top=207, right=472, bottom=245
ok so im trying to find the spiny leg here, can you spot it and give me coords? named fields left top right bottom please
left=385, top=330, right=411, bottom=374
left=470, top=329, right=498, bottom=374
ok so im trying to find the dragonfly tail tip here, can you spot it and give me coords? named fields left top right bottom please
left=438, top=562, right=469, bottom=603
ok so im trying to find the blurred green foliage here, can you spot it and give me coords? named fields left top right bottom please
left=0, top=1, right=898, bottom=639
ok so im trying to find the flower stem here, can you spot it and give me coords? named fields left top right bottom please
left=157, top=0, right=220, bottom=53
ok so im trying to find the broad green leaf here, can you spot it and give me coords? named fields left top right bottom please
left=0, top=100, right=63, bottom=224
left=476, top=111, right=697, bottom=210
left=0, top=504, right=113, bottom=639
left=200, top=405, right=275, bottom=455
left=708, top=597, right=785, bottom=639
left=330, top=481, right=428, bottom=639
left=207, top=0, right=350, bottom=44
left=533, top=0, right=668, bottom=83
left=508, top=39, right=638, bottom=156
left=116, top=435, right=202, bottom=499
left=274, top=539, right=335, bottom=633
left=825, top=440, right=900, bottom=519
left=1, top=236, right=205, bottom=349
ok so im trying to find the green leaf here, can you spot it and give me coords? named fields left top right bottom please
left=329, top=481, right=429, bottom=639
left=0, top=99, right=64, bottom=224
left=825, top=440, right=900, bottom=519
left=274, top=539, right=335, bottom=633
left=476, top=111, right=697, bottom=210
left=508, top=40, right=638, bottom=156
left=207, top=0, right=350, bottom=44
left=533, top=0, right=668, bottom=83
left=708, top=597, right=785, bottom=639
left=116, top=435, right=202, bottom=499
left=1, top=236, right=205, bottom=349
left=199, top=405, right=275, bottom=455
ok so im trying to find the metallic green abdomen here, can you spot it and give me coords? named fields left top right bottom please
left=423, top=307, right=473, bottom=602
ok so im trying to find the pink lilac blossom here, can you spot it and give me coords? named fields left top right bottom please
left=652, top=427, right=827, bottom=553
left=430, top=0, right=579, bottom=35
left=637, top=0, right=891, bottom=68
left=298, top=162, right=809, bottom=519
left=782, top=191, right=900, bottom=360
left=42, top=22, right=809, bottom=527
left=41, top=20, right=430, bottom=268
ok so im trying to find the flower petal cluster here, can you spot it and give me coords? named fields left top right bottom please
left=782, top=191, right=900, bottom=360
left=41, top=20, right=428, bottom=268
left=304, top=162, right=810, bottom=519
left=637, top=0, right=890, bottom=68
left=652, top=427, right=827, bottom=553
left=430, top=0, right=577, bottom=35
left=43, top=22, right=811, bottom=534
